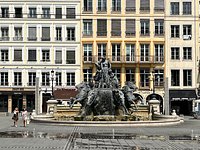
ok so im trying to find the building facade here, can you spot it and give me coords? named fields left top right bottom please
left=165, top=0, right=199, bottom=115
left=0, top=0, right=81, bottom=113
left=81, top=0, right=165, bottom=113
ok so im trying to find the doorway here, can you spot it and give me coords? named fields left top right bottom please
left=42, top=93, right=51, bottom=113
left=12, top=94, right=23, bottom=111
left=171, top=100, right=192, bottom=115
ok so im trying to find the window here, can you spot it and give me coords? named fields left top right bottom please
left=42, top=8, right=50, bottom=18
left=171, top=70, right=180, bottom=86
left=154, top=0, right=164, bottom=12
left=112, top=44, right=121, bottom=61
left=83, top=0, right=92, bottom=12
left=111, top=19, right=121, bottom=36
left=1, top=27, right=9, bottom=41
left=15, top=8, right=22, bottom=18
left=97, top=19, right=107, bottom=36
left=154, top=69, right=164, bottom=86
left=171, top=2, right=179, bottom=15
left=171, top=47, right=180, bottom=60
left=140, top=0, right=150, bottom=12
left=171, top=25, right=179, bottom=38
left=140, top=44, right=149, bottom=62
left=29, top=8, right=37, bottom=18
left=83, top=44, right=92, bottom=61
left=66, top=8, right=75, bottom=18
left=83, top=19, right=92, bottom=36
left=183, top=25, right=192, bottom=36
left=112, top=0, right=121, bottom=12
left=28, top=72, right=36, bottom=86
left=14, top=49, right=22, bottom=61
left=140, top=19, right=150, bottom=36
left=28, top=49, right=36, bottom=61
left=66, top=73, right=75, bottom=86
left=42, top=27, right=50, bottom=41
left=126, top=0, right=136, bottom=12
left=126, top=69, right=135, bottom=82
left=67, top=27, right=75, bottom=41
left=1, top=49, right=8, bottom=61
left=126, top=44, right=135, bottom=61
left=83, top=69, right=92, bottom=82
left=183, top=70, right=192, bottom=86
left=55, top=8, right=62, bottom=19
left=183, top=47, right=192, bottom=60
left=140, top=68, right=150, bottom=87
left=0, top=72, right=8, bottom=86
left=126, top=19, right=135, bottom=36
left=98, top=0, right=107, bottom=12
left=66, top=50, right=75, bottom=64
left=1, top=7, right=9, bottom=18
left=28, top=27, right=37, bottom=41
left=56, top=72, right=62, bottom=86
left=14, top=72, right=22, bottom=86
left=14, top=27, right=22, bottom=41
left=42, top=72, right=50, bottom=86
left=183, top=2, right=191, bottom=15
left=98, top=44, right=106, bottom=60
left=42, top=49, right=50, bottom=62
left=56, top=27, right=62, bottom=41
left=55, top=50, right=62, bottom=64
left=155, top=19, right=164, bottom=36
left=112, top=68, right=121, bottom=82
left=155, top=44, right=164, bottom=62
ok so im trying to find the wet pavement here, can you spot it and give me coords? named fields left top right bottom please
left=0, top=115, right=200, bottom=149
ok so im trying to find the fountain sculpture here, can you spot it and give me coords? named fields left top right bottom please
left=70, top=57, right=145, bottom=121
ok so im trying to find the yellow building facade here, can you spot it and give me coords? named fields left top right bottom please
left=81, top=0, right=165, bottom=112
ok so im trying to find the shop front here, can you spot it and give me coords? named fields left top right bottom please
left=169, top=90, right=197, bottom=115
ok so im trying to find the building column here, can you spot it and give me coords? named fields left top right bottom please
left=135, top=66, right=140, bottom=88
left=8, top=95, right=12, bottom=113
left=121, top=65, right=125, bottom=87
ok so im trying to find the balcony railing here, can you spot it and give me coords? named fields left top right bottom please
left=55, top=60, right=62, bottom=64
left=82, top=31, right=93, bottom=36
left=41, top=37, right=50, bottom=41
left=126, top=7, right=136, bottom=12
left=83, top=7, right=93, bottom=12
left=154, top=7, right=165, bottom=12
left=82, top=55, right=164, bottom=64
left=66, top=37, right=76, bottom=41
left=140, top=7, right=150, bottom=12
left=14, top=14, right=23, bottom=18
left=13, top=37, right=23, bottom=41
left=13, top=83, right=22, bottom=86
left=55, top=37, right=62, bottom=41
left=111, top=31, right=121, bottom=37
left=27, top=82, right=36, bottom=86
left=125, top=31, right=135, bottom=37
left=28, top=37, right=37, bottom=41
left=66, top=60, right=75, bottom=64
left=97, top=31, right=107, bottom=36
left=0, top=37, right=9, bottom=41
left=0, top=82, right=9, bottom=86
left=111, top=7, right=121, bottom=12
left=41, top=14, right=51, bottom=19
left=154, top=32, right=165, bottom=36
left=97, top=7, right=107, bottom=12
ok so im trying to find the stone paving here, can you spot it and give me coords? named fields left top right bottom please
left=0, top=115, right=200, bottom=150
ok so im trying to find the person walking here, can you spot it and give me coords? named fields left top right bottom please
left=12, top=107, right=19, bottom=127
left=22, top=108, right=28, bottom=127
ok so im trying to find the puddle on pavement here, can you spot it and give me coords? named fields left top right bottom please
left=0, top=131, right=198, bottom=141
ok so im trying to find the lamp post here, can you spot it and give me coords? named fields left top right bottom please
left=50, top=70, right=54, bottom=99
left=152, top=69, right=155, bottom=94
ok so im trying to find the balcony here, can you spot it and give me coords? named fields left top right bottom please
left=154, top=7, right=165, bottom=13
left=12, top=83, right=22, bottom=86
left=82, top=7, right=93, bottom=13
left=41, top=37, right=50, bottom=41
left=140, top=32, right=150, bottom=37
left=0, top=37, right=9, bottom=41
left=82, top=31, right=93, bottom=37
left=41, top=14, right=51, bottom=19
left=97, top=7, right=107, bottom=13
left=140, top=7, right=150, bottom=13
left=13, top=37, right=23, bottom=41
left=125, top=31, right=135, bottom=37
left=28, top=37, right=37, bottom=41
left=27, top=82, right=36, bottom=86
left=111, top=31, right=121, bottom=37
left=126, top=7, right=136, bottom=12
left=97, top=31, right=107, bottom=37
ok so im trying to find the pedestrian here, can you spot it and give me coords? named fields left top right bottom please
left=22, top=108, right=28, bottom=127
left=12, top=107, right=19, bottom=127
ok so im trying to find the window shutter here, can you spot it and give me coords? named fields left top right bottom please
left=140, top=0, right=150, bottom=10
left=97, top=19, right=107, bottom=36
left=28, top=27, right=36, bottom=39
left=126, top=0, right=135, bottom=11
left=126, top=19, right=135, bottom=35
left=66, top=8, right=75, bottom=18
left=155, top=0, right=164, bottom=10
left=112, top=19, right=121, bottom=36
left=56, top=8, right=62, bottom=18
left=42, top=27, right=50, bottom=40
left=14, top=49, right=22, bottom=61
left=28, top=49, right=36, bottom=61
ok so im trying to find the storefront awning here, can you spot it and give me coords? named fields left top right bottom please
left=169, top=90, right=197, bottom=101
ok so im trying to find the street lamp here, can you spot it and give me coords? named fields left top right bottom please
left=50, top=70, right=54, bottom=99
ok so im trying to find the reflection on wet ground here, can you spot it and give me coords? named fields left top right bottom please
left=0, top=131, right=199, bottom=141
